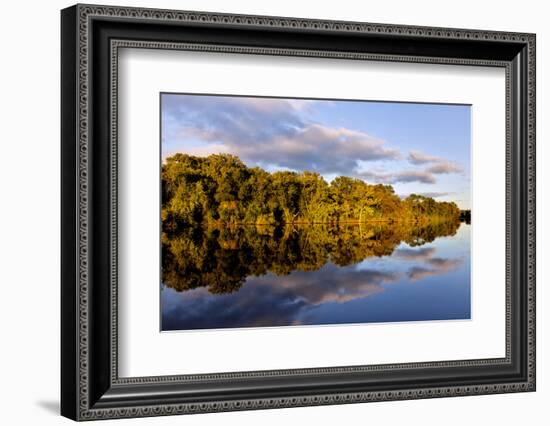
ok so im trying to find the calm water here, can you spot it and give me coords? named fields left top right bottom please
left=161, top=222, right=471, bottom=331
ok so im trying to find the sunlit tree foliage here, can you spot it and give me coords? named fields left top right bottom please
left=162, top=153, right=461, bottom=228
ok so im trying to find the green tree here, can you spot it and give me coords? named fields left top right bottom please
left=161, top=153, right=462, bottom=228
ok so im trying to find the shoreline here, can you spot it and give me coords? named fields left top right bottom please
left=192, top=217, right=466, bottom=228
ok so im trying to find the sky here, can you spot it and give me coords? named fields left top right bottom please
left=161, top=93, right=471, bottom=209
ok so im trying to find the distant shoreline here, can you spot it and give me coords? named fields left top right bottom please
left=193, top=216, right=469, bottom=228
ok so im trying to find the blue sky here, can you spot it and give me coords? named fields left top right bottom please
left=161, top=94, right=471, bottom=209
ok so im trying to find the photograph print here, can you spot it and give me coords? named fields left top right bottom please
left=160, top=93, right=472, bottom=332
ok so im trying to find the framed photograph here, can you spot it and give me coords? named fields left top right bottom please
left=61, top=4, right=536, bottom=421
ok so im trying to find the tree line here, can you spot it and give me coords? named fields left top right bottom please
left=162, top=153, right=462, bottom=229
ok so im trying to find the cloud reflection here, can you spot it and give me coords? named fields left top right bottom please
left=407, top=257, right=463, bottom=281
left=162, top=264, right=399, bottom=330
left=162, top=244, right=465, bottom=331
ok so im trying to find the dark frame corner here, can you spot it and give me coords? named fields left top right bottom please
left=61, top=3, right=535, bottom=421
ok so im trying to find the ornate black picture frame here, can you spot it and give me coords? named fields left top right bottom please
left=61, top=4, right=536, bottom=421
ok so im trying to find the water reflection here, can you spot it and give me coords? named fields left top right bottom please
left=161, top=220, right=471, bottom=330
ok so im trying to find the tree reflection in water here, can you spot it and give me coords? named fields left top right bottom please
left=162, top=219, right=461, bottom=295
left=161, top=220, right=472, bottom=330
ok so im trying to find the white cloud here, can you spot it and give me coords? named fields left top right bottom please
left=359, top=169, right=437, bottom=184
left=162, top=94, right=464, bottom=187
left=408, top=150, right=463, bottom=174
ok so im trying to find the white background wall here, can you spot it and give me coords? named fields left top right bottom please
left=0, top=0, right=546, bottom=424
